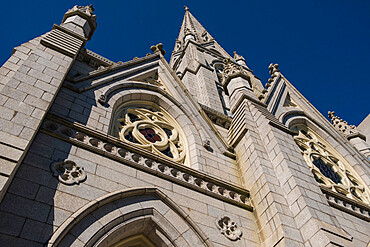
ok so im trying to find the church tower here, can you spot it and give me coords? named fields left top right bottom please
left=169, top=7, right=266, bottom=116
left=0, top=5, right=369, bottom=247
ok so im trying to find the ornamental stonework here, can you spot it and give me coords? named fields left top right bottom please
left=50, top=160, right=87, bottom=185
left=112, top=104, right=187, bottom=164
left=216, top=215, right=242, bottom=241
left=293, top=125, right=370, bottom=204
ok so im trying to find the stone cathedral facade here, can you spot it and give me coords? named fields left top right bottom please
left=0, top=5, right=369, bottom=247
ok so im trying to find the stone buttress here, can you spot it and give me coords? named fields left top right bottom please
left=0, top=5, right=97, bottom=201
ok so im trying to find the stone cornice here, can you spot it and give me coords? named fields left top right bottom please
left=40, top=25, right=85, bottom=58
left=41, top=114, right=252, bottom=211
left=321, top=186, right=370, bottom=221
left=52, top=24, right=87, bottom=42
left=70, top=53, right=160, bottom=83
left=83, top=49, right=115, bottom=66
left=199, top=103, right=231, bottom=129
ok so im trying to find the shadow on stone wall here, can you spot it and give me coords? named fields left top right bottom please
left=0, top=86, right=97, bottom=246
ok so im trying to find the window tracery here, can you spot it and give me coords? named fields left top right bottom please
left=292, top=125, right=370, bottom=204
left=112, top=103, right=187, bottom=164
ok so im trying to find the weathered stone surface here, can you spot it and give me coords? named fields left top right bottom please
left=0, top=4, right=368, bottom=247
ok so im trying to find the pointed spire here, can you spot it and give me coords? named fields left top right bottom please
left=173, top=7, right=215, bottom=52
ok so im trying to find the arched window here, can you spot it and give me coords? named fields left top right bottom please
left=111, top=101, right=187, bottom=164
left=292, top=125, right=370, bottom=204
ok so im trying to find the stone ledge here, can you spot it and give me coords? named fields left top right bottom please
left=40, top=27, right=84, bottom=57
left=199, top=103, right=231, bottom=129
left=321, top=186, right=370, bottom=222
left=41, top=114, right=253, bottom=211
left=69, top=53, right=160, bottom=83
left=84, top=49, right=115, bottom=66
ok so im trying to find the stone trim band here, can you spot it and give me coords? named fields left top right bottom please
left=41, top=114, right=252, bottom=211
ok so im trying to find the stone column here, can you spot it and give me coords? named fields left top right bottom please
left=0, top=5, right=97, bottom=202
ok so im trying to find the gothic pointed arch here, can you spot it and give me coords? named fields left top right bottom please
left=103, top=85, right=206, bottom=169
left=285, top=114, right=370, bottom=206
left=111, top=101, right=188, bottom=164
left=47, top=188, right=213, bottom=247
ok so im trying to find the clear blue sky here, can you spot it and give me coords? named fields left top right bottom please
left=1, top=1, right=369, bottom=125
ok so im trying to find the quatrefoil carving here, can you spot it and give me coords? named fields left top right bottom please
left=216, top=215, right=242, bottom=241
left=50, top=160, right=87, bottom=185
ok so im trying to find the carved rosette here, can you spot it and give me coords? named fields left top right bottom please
left=114, top=106, right=187, bottom=164
left=216, top=215, right=242, bottom=241
left=293, top=126, right=370, bottom=204
left=50, top=160, right=87, bottom=185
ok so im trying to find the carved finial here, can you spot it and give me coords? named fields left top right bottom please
left=233, top=51, right=245, bottom=61
left=268, top=63, right=279, bottom=75
left=184, top=6, right=189, bottom=11
left=223, top=59, right=264, bottom=101
left=67, top=4, right=95, bottom=16
left=150, top=43, right=166, bottom=56
left=268, top=63, right=280, bottom=78
left=233, top=51, right=247, bottom=67
left=328, top=111, right=336, bottom=119
left=222, top=58, right=245, bottom=83
left=328, top=111, right=359, bottom=138
left=62, top=5, right=97, bottom=40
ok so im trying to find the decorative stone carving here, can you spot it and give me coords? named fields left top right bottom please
left=322, top=187, right=370, bottom=221
left=202, top=30, right=209, bottom=42
left=233, top=51, right=245, bottom=62
left=222, top=58, right=247, bottom=82
left=203, top=140, right=213, bottom=152
left=150, top=43, right=166, bottom=55
left=174, top=39, right=182, bottom=52
left=42, top=119, right=252, bottom=210
left=199, top=103, right=231, bottom=129
left=268, top=63, right=280, bottom=78
left=216, top=216, right=242, bottom=241
left=140, top=75, right=167, bottom=92
left=222, top=58, right=265, bottom=100
left=113, top=105, right=187, bottom=164
left=328, top=111, right=361, bottom=139
left=50, top=160, right=87, bottom=185
left=183, top=27, right=196, bottom=42
left=98, top=95, right=106, bottom=105
left=292, top=125, right=370, bottom=204
left=67, top=5, right=95, bottom=16
left=283, top=93, right=297, bottom=108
